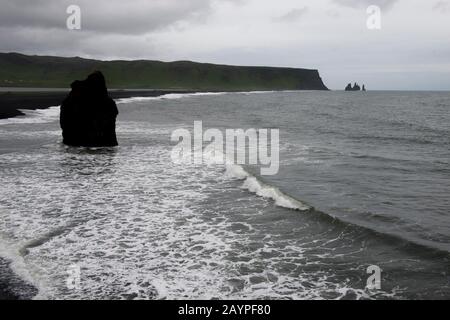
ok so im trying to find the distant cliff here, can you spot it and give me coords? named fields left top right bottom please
left=0, top=52, right=328, bottom=91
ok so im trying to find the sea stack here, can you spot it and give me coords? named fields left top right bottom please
left=345, top=82, right=361, bottom=91
left=60, top=71, right=119, bottom=147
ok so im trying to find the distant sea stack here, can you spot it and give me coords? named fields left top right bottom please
left=345, top=82, right=366, bottom=91
left=0, top=52, right=328, bottom=91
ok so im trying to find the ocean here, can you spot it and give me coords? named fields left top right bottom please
left=0, top=91, right=449, bottom=299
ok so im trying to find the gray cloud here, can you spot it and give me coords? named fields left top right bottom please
left=274, top=7, right=309, bottom=22
left=0, top=0, right=448, bottom=90
left=0, top=26, right=159, bottom=60
left=0, top=0, right=217, bottom=35
left=433, top=1, right=450, bottom=12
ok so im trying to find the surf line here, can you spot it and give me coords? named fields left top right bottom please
left=170, top=121, right=280, bottom=176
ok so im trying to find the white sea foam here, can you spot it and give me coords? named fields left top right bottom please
left=0, top=127, right=369, bottom=300
left=201, top=146, right=310, bottom=211
left=0, top=104, right=401, bottom=300
left=0, top=142, right=235, bottom=299
left=0, top=106, right=60, bottom=126
left=116, top=92, right=228, bottom=104
left=225, top=164, right=311, bottom=211
left=0, top=235, right=45, bottom=299
left=116, top=90, right=293, bottom=105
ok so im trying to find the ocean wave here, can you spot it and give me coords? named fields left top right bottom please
left=197, top=145, right=312, bottom=211
left=0, top=106, right=60, bottom=126
left=0, top=235, right=41, bottom=299
left=116, top=92, right=228, bottom=104
left=115, top=90, right=292, bottom=104
left=225, top=164, right=311, bottom=211
left=221, top=162, right=450, bottom=258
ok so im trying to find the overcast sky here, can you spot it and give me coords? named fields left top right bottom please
left=0, top=0, right=449, bottom=90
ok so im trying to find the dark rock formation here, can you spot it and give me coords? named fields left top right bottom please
left=345, top=82, right=361, bottom=91
left=362, top=85, right=366, bottom=91
left=60, top=71, right=118, bottom=147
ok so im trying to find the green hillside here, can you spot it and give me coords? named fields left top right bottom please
left=0, top=52, right=328, bottom=91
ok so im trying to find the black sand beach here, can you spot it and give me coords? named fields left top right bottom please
left=0, top=89, right=196, bottom=120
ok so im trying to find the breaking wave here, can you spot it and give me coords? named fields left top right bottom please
left=0, top=106, right=60, bottom=126
left=225, top=164, right=311, bottom=211
left=115, top=90, right=293, bottom=104
left=116, top=92, right=228, bottom=104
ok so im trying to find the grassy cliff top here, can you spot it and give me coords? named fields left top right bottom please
left=0, top=52, right=328, bottom=91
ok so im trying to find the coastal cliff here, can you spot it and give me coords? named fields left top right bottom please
left=0, top=52, right=328, bottom=91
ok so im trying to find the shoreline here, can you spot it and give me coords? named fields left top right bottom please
left=0, top=89, right=197, bottom=120
left=0, top=257, right=37, bottom=300
left=0, top=257, right=20, bottom=300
